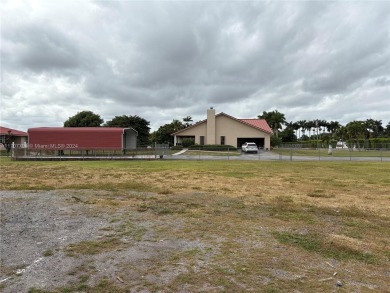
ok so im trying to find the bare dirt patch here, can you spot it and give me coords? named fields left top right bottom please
left=0, top=190, right=207, bottom=292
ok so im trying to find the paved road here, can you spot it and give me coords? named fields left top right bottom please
left=166, top=150, right=390, bottom=162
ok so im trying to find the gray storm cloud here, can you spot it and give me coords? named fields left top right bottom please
left=1, top=1, right=389, bottom=131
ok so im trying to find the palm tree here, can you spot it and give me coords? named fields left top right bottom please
left=318, top=120, right=328, bottom=134
left=258, top=110, right=286, bottom=137
left=182, top=116, right=193, bottom=127
left=364, top=119, right=383, bottom=138
left=292, top=122, right=300, bottom=139
left=306, top=120, right=316, bottom=139
left=297, top=120, right=307, bottom=140
left=346, top=121, right=366, bottom=150
left=327, top=121, right=341, bottom=139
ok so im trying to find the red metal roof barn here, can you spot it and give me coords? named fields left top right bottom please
left=28, top=127, right=137, bottom=150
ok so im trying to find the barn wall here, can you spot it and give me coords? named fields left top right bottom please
left=28, top=128, right=124, bottom=149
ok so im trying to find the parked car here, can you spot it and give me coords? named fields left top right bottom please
left=242, top=142, right=258, bottom=153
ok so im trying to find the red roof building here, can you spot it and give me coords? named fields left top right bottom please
left=0, top=126, right=28, bottom=137
left=172, top=108, right=272, bottom=149
left=0, top=126, right=28, bottom=147
left=28, top=127, right=138, bottom=150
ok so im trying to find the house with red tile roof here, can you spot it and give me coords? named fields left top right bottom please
left=172, top=108, right=272, bottom=150
left=0, top=126, right=28, bottom=149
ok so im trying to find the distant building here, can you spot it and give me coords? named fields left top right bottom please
left=172, top=108, right=272, bottom=150
left=0, top=126, right=28, bottom=149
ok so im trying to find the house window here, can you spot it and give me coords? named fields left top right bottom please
left=200, top=136, right=205, bottom=145
left=220, top=136, right=225, bottom=145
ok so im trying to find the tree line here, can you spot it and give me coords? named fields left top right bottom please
left=259, top=110, right=390, bottom=148
left=63, top=110, right=390, bottom=148
left=63, top=111, right=193, bottom=146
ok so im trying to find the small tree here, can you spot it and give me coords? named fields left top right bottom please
left=270, top=135, right=282, bottom=148
left=1, top=130, right=13, bottom=156
left=154, top=120, right=185, bottom=145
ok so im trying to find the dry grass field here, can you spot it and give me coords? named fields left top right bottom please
left=0, top=158, right=389, bottom=292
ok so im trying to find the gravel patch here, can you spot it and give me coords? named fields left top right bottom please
left=0, top=190, right=206, bottom=292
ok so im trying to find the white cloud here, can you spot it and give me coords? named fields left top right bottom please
left=1, top=0, right=389, bottom=132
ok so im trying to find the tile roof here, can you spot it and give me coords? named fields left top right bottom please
left=0, top=126, right=28, bottom=136
left=172, top=112, right=273, bottom=135
left=239, top=119, right=273, bottom=134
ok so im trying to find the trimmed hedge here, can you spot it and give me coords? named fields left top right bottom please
left=170, top=145, right=183, bottom=150
left=188, top=144, right=237, bottom=151
left=282, top=138, right=390, bottom=149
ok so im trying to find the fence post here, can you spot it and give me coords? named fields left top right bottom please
left=290, top=148, right=292, bottom=161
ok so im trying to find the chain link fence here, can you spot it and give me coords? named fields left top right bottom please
left=6, top=145, right=390, bottom=162
left=10, top=144, right=170, bottom=161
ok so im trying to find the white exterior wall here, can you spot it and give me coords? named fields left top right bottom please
left=173, top=110, right=271, bottom=149
left=215, top=116, right=271, bottom=149
left=175, top=123, right=207, bottom=145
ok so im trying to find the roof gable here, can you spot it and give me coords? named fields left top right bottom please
left=172, top=112, right=272, bottom=135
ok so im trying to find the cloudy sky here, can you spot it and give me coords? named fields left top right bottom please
left=1, top=0, right=389, bottom=132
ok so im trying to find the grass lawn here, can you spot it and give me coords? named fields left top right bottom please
left=1, top=158, right=389, bottom=292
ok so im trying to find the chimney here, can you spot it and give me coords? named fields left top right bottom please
left=206, top=107, right=216, bottom=144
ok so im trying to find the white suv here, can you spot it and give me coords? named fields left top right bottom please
left=242, top=142, right=258, bottom=153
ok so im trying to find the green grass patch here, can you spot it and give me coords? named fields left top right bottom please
left=273, top=231, right=377, bottom=263
left=64, top=237, right=123, bottom=256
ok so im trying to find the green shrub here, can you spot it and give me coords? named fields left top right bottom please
left=182, top=138, right=195, bottom=148
left=271, top=135, right=282, bottom=147
left=188, top=145, right=237, bottom=151
left=170, top=145, right=183, bottom=150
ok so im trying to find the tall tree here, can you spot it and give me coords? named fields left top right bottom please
left=345, top=120, right=366, bottom=150
left=154, top=119, right=185, bottom=145
left=364, top=119, right=383, bottom=138
left=258, top=110, right=286, bottom=137
left=384, top=122, right=390, bottom=137
left=327, top=121, right=341, bottom=138
left=104, top=115, right=151, bottom=146
left=297, top=120, right=307, bottom=139
left=64, top=111, right=103, bottom=127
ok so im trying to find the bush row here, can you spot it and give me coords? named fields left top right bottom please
left=188, top=144, right=237, bottom=151
left=282, top=138, right=390, bottom=149
left=170, top=145, right=183, bottom=150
